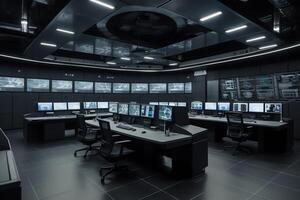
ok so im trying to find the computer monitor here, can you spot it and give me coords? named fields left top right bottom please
left=169, top=102, right=178, bottom=107
left=37, top=102, right=53, bottom=111
left=109, top=103, right=118, bottom=113
left=140, top=105, right=155, bottom=118
left=265, top=103, right=282, bottom=113
left=118, top=104, right=129, bottom=115
left=233, top=103, right=248, bottom=112
left=98, top=102, right=109, bottom=109
left=129, top=104, right=140, bottom=117
left=217, top=102, right=230, bottom=111
left=249, top=103, right=264, bottom=113
left=53, top=102, right=67, bottom=111
left=68, top=102, right=80, bottom=110
left=83, top=102, right=97, bottom=110
left=159, top=106, right=173, bottom=121
left=191, top=101, right=203, bottom=110
left=205, top=102, right=217, bottom=110
left=159, top=102, right=169, bottom=106
left=149, top=102, right=159, bottom=105
left=178, top=102, right=187, bottom=107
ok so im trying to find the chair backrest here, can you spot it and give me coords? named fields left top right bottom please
left=76, top=114, right=87, bottom=137
left=226, top=112, right=244, bottom=138
left=98, top=120, right=114, bottom=157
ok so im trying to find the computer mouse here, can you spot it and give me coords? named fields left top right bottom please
left=142, top=131, right=146, bottom=134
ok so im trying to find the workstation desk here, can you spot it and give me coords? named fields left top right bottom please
left=189, top=115, right=293, bottom=153
left=86, top=118, right=208, bottom=177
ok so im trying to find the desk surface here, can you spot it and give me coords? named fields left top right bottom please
left=86, top=119, right=196, bottom=145
left=25, top=113, right=112, bottom=122
left=0, top=151, right=9, bottom=183
left=189, top=115, right=287, bottom=128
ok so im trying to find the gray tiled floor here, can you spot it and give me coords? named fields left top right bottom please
left=6, top=130, right=300, bottom=200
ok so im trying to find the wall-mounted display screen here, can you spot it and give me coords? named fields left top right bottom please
left=74, top=81, right=93, bottom=93
left=0, top=76, right=24, bottom=92
left=83, top=102, right=97, bottom=109
left=131, top=83, right=148, bottom=93
left=68, top=102, right=81, bottom=110
left=217, top=102, right=230, bottom=111
left=178, top=102, right=187, bottom=107
left=277, top=73, right=299, bottom=99
left=159, top=102, right=168, bottom=106
left=205, top=102, right=217, bottom=110
left=38, top=102, right=53, bottom=111
left=185, top=82, right=192, bottom=93
left=109, top=103, right=118, bottom=113
left=159, top=106, right=173, bottom=121
left=191, top=102, right=203, bottom=110
left=168, top=83, right=185, bottom=93
left=256, top=75, right=276, bottom=100
left=52, top=80, right=73, bottom=93
left=53, top=102, right=67, bottom=111
left=113, top=83, right=130, bottom=93
left=149, top=83, right=167, bottom=93
left=98, top=102, right=109, bottom=109
left=233, top=103, right=248, bottom=112
left=220, top=79, right=238, bottom=100
left=265, top=103, right=282, bottom=113
left=129, top=104, right=140, bottom=116
left=168, top=102, right=178, bottom=106
left=95, top=82, right=111, bottom=93
left=249, top=103, right=264, bottom=113
left=27, top=79, right=50, bottom=92
left=118, top=103, right=129, bottom=115
left=149, top=102, right=159, bottom=105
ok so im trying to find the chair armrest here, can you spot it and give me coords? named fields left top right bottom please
left=115, top=140, right=131, bottom=145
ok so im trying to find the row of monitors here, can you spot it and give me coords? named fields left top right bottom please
left=191, top=102, right=282, bottom=113
left=37, top=102, right=109, bottom=111
left=109, top=103, right=173, bottom=121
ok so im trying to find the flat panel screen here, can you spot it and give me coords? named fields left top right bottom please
left=74, top=81, right=93, bottom=93
left=149, top=102, right=159, bottom=105
left=217, top=102, right=230, bottom=111
left=159, top=106, right=173, bottom=121
left=118, top=104, right=129, bottom=115
left=95, top=82, right=111, bottom=93
left=249, top=103, right=264, bottom=113
left=109, top=103, right=118, bottom=113
left=220, top=79, right=238, bottom=100
left=185, top=82, right=192, bottom=93
left=168, top=83, right=185, bottom=93
left=149, top=83, right=167, bottom=93
left=27, top=79, right=50, bottom=92
left=52, top=80, right=73, bottom=92
left=113, top=83, right=130, bottom=93
left=83, top=102, right=97, bottom=109
left=0, top=76, right=24, bottom=92
left=277, top=73, right=299, bottom=99
left=238, top=77, right=256, bottom=100
left=129, top=104, right=140, bottom=116
left=191, top=101, right=203, bottom=110
left=68, top=102, right=80, bottom=110
left=98, top=102, right=109, bottom=109
left=233, top=103, right=248, bottom=112
left=205, top=102, right=217, bottom=110
left=38, top=102, right=53, bottom=111
left=141, top=105, right=155, bottom=118
left=168, top=102, right=178, bottom=106
left=256, top=75, right=276, bottom=100
left=131, top=83, right=148, bottom=93
left=53, top=102, right=67, bottom=111
left=178, top=102, right=187, bottom=107
left=265, top=103, right=282, bottom=113
left=159, top=102, right=168, bottom=106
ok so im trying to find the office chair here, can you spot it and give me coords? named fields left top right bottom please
left=223, top=112, right=253, bottom=155
left=98, top=120, right=134, bottom=184
left=74, top=114, right=101, bottom=158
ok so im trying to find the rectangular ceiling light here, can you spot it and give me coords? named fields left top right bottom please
left=121, top=57, right=131, bottom=61
left=40, top=42, right=57, bottom=47
left=246, top=36, right=266, bottom=43
left=106, top=61, right=116, bottom=65
left=200, top=11, right=222, bottom=22
left=169, top=63, right=178, bottom=66
left=225, top=25, right=247, bottom=33
left=259, top=44, right=278, bottom=50
left=89, top=0, right=115, bottom=10
left=144, top=56, right=154, bottom=60
left=56, top=28, right=75, bottom=35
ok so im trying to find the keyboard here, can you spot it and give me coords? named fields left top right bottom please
left=116, top=124, right=136, bottom=131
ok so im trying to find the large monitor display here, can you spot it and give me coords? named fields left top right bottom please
left=249, top=103, right=264, bottom=113
left=149, top=102, right=159, bottom=105
left=27, top=79, right=50, bottom=92
left=109, top=103, right=118, bottom=113
left=38, top=102, right=53, bottom=111
left=159, top=102, right=168, bottom=106
left=233, top=103, right=248, bottom=112
left=168, top=102, right=178, bottom=107
left=178, top=102, right=187, bottom=107
left=205, top=102, right=217, bottom=110
left=95, top=82, right=111, bottom=93
left=141, top=105, right=155, bottom=118
left=159, top=106, right=173, bottom=121
left=168, top=83, right=185, bottom=93
left=118, top=103, right=129, bottom=115
left=98, top=102, right=109, bottom=109
left=74, top=81, right=93, bottom=93
left=265, top=103, right=282, bottom=113
left=129, top=104, right=140, bottom=117
left=83, top=102, right=97, bottom=109
left=53, top=102, right=67, bottom=111
left=68, top=102, right=81, bottom=110
left=52, top=80, right=73, bottom=92
left=113, top=83, right=130, bottom=93
left=191, top=101, right=203, bottom=110
left=217, top=102, right=230, bottom=111
left=185, top=82, right=192, bottom=93
left=0, top=76, right=24, bottom=92
left=131, top=83, right=148, bottom=93
left=149, top=83, right=167, bottom=93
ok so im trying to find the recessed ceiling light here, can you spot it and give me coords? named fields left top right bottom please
left=56, top=28, right=75, bottom=35
left=144, top=56, right=154, bottom=60
left=106, top=61, right=116, bottom=65
left=121, top=57, right=131, bottom=61
left=200, top=11, right=222, bottom=22
left=89, top=0, right=115, bottom=10
left=40, top=42, right=57, bottom=47
left=225, top=25, right=247, bottom=33
left=246, top=36, right=266, bottom=43
left=169, top=63, right=178, bottom=66
left=259, top=44, right=278, bottom=50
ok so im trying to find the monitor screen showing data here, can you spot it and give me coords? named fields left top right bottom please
left=68, top=102, right=80, bottom=110
left=84, top=102, right=97, bottom=109
left=168, top=83, right=185, bottom=93
left=217, top=102, right=230, bottom=111
left=168, top=102, right=178, bottom=106
left=149, top=102, right=159, bottom=105
left=74, top=81, right=93, bottom=93
left=129, top=104, right=140, bottom=116
left=185, top=82, right=192, bottom=93
left=53, top=102, right=67, bottom=111
left=191, top=102, right=203, bottom=110
left=149, top=83, right=167, bottom=93
left=205, top=102, right=217, bottom=110
left=159, top=102, right=169, bottom=106
left=233, top=103, right=248, bottom=112
left=249, top=103, right=264, bottom=113
left=131, top=83, right=148, bottom=93
left=178, top=102, right=187, bottom=107
left=52, top=80, right=73, bottom=92
left=0, top=76, right=24, bottom=92
left=27, top=79, right=50, bottom=92
left=109, top=103, right=118, bottom=113
left=38, top=102, right=53, bottom=111
left=141, top=105, right=155, bottom=118
left=98, top=102, right=109, bottom=109
left=159, top=106, right=173, bottom=121
left=265, top=103, right=282, bottom=113
left=95, top=82, right=111, bottom=93
left=118, top=104, right=129, bottom=115
left=113, top=83, right=130, bottom=93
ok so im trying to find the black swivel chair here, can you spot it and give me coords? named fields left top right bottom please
left=98, top=120, right=134, bottom=184
left=74, top=114, right=101, bottom=158
left=224, top=112, right=253, bottom=155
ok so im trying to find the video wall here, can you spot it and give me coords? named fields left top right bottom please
left=0, top=76, right=192, bottom=94
left=220, top=71, right=300, bottom=100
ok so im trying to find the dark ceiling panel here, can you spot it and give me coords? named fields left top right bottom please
left=120, top=0, right=170, bottom=7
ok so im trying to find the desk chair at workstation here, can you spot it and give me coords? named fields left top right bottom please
left=74, top=114, right=101, bottom=158
left=223, top=112, right=254, bottom=155
left=98, top=120, right=134, bottom=184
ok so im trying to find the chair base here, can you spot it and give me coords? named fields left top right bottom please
left=74, top=145, right=101, bottom=158
left=224, top=142, right=252, bottom=156
left=99, top=163, right=129, bottom=184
